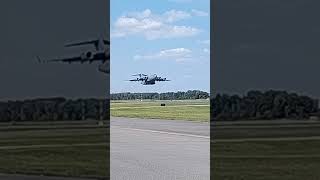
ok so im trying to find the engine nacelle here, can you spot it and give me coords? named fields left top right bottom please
left=80, top=51, right=94, bottom=62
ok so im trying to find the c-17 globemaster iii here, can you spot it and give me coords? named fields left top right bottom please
left=128, top=74, right=170, bottom=85
left=37, top=38, right=110, bottom=74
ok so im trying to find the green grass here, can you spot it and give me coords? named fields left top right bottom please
left=0, top=123, right=109, bottom=179
left=212, top=140, right=320, bottom=180
left=0, top=147, right=108, bottom=178
left=111, top=99, right=209, bottom=121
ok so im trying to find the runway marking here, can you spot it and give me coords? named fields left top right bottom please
left=0, top=143, right=107, bottom=150
left=113, top=126, right=210, bottom=139
left=212, top=136, right=320, bottom=143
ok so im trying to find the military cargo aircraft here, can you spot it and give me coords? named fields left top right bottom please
left=37, top=38, right=110, bottom=74
left=128, top=74, right=170, bottom=85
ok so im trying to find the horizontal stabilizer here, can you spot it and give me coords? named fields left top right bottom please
left=132, top=74, right=147, bottom=77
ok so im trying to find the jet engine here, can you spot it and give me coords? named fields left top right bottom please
left=80, top=51, right=94, bottom=63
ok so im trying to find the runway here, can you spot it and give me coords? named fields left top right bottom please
left=110, top=117, right=210, bottom=180
left=111, top=117, right=209, bottom=137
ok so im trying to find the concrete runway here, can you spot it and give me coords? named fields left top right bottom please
left=110, top=117, right=210, bottom=180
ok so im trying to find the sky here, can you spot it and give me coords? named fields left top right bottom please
left=110, top=0, right=210, bottom=93
left=0, top=0, right=109, bottom=100
left=214, top=0, right=320, bottom=98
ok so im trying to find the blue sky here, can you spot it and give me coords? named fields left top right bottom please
left=110, top=0, right=210, bottom=93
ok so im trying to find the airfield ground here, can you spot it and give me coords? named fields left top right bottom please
left=212, top=120, right=320, bottom=180
left=111, top=100, right=320, bottom=179
left=0, top=121, right=108, bottom=179
left=111, top=99, right=210, bottom=121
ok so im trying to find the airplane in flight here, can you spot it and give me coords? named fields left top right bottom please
left=37, top=38, right=110, bottom=74
left=128, top=74, right=170, bottom=85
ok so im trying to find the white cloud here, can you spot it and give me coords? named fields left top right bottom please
left=128, top=9, right=152, bottom=19
left=164, top=10, right=191, bottom=23
left=191, top=9, right=209, bottom=17
left=115, top=16, right=163, bottom=32
left=134, top=48, right=193, bottom=62
left=144, top=26, right=200, bottom=40
left=111, top=9, right=203, bottom=40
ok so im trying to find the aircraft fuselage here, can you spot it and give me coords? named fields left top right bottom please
left=142, top=74, right=157, bottom=85
left=129, top=73, right=169, bottom=85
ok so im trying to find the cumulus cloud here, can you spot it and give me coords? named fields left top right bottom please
left=134, top=48, right=193, bottom=62
left=163, top=10, right=191, bottom=22
left=111, top=9, right=205, bottom=40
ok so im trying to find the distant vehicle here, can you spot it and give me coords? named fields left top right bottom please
left=37, top=38, right=110, bottom=74
left=128, top=74, right=170, bottom=85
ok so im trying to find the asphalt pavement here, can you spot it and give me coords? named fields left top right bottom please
left=110, top=117, right=210, bottom=180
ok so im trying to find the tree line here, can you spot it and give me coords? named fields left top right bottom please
left=0, top=98, right=109, bottom=122
left=1, top=90, right=317, bottom=122
left=111, top=90, right=209, bottom=100
left=211, top=90, right=319, bottom=121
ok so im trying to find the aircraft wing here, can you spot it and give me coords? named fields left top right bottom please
left=128, top=76, right=147, bottom=81
left=128, top=78, right=143, bottom=81
left=37, top=56, right=84, bottom=63
left=156, top=77, right=170, bottom=81
left=65, top=40, right=109, bottom=47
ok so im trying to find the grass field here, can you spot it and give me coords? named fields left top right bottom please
left=212, top=121, right=320, bottom=180
left=213, top=140, right=320, bottom=180
left=0, top=121, right=109, bottom=179
left=111, top=99, right=210, bottom=121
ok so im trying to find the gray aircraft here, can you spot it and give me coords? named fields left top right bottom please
left=37, top=38, right=110, bottom=74
left=128, top=74, right=170, bottom=85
